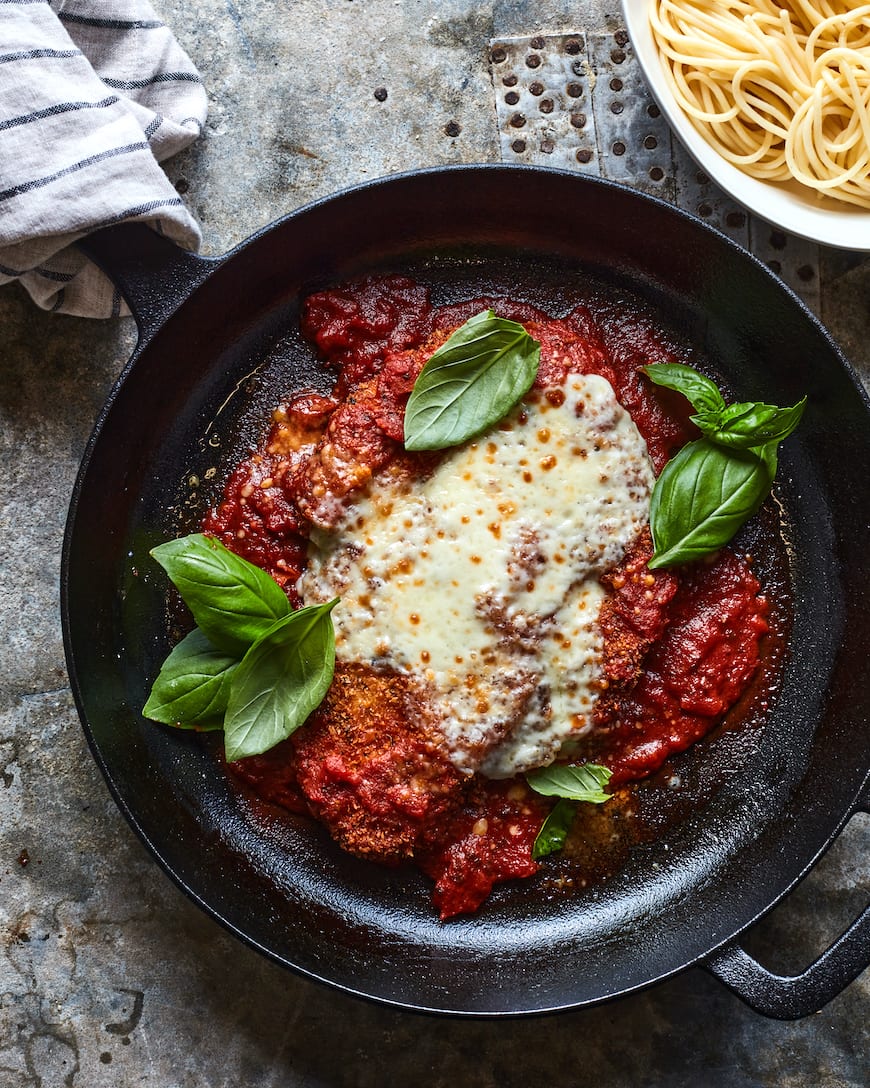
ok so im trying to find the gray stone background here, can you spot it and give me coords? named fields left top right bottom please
left=1, top=1, right=868, bottom=1085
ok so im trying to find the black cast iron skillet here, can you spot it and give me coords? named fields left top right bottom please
left=62, top=165, right=870, bottom=1018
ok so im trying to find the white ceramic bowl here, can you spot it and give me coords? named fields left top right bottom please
left=621, top=0, right=870, bottom=250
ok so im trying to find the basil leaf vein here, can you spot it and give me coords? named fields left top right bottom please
left=526, top=763, right=613, bottom=803
left=151, top=533, right=291, bottom=654
left=403, top=310, right=541, bottom=451
left=223, top=599, right=338, bottom=762
left=143, top=627, right=237, bottom=727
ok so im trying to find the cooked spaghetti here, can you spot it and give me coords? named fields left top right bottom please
left=649, top=0, right=870, bottom=208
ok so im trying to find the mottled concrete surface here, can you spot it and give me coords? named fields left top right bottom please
left=1, top=2, right=868, bottom=1085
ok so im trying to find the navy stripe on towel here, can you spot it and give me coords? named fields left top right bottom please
left=0, top=97, right=121, bottom=132
left=0, top=48, right=81, bottom=64
left=0, top=263, right=74, bottom=281
left=101, top=71, right=202, bottom=90
left=0, top=142, right=150, bottom=202
left=89, top=196, right=186, bottom=231
left=58, top=14, right=164, bottom=30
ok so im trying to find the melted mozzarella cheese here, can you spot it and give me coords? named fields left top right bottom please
left=298, top=375, right=655, bottom=777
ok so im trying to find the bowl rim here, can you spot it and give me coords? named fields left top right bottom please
left=620, top=0, right=870, bottom=251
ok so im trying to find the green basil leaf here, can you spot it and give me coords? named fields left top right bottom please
left=532, top=799, right=577, bottom=860
left=151, top=533, right=291, bottom=655
left=648, top=439, right=774, bottom=569
left=143, top=627, right=237, bottom=727
left=756, top=439, right=779, bottom=478
left=403, top=310, right=541, bottom=451
left=526, top=762, right=613, bottom=803
left=223, top=599, right=338, bottom=761
left=642, top=362, right=726, bottom=416
left=694, top=397, right=806, bottom=449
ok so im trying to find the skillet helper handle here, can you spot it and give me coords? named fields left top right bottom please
left=77, top=223, right=220, bottom=347
left=704, top=790, right=870, bottom=1019
left=704, top=908, right=870, bottom=1020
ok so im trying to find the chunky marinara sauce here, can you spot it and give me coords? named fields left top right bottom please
left=204, top=275, right=773, bottom=920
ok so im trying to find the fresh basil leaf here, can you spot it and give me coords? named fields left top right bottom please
left=526, top=762, right=613, bottom=803
left=694, top=397, right=806, bottom=449
left=648, top=439, right=774, bottom=569
left=223, top=599, right=338, bottom=761
left=151, top=533, right=291, bottom=655
left=642, top=362, right=726, bottom=416
left=403, top=310, right=541, bottom=451
left=532, top=799, right=577, bottom=860
left=756, top=439, right=779, bottom=478
left=143, top=627, right=237, bottom=727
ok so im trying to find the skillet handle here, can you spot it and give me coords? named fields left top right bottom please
left=703, top=792, right=870, bottom=1019
left=703, top=908, right=870, bottom=1020
left=77, top=223, right=221, bottom=348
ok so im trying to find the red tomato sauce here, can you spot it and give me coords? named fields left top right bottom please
left=418, top=781, right=549, bottom=920
left=212, top=275, right=774, bottom=919
left=588, top=543, right=769, bottom=784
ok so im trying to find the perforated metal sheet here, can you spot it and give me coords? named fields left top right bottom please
left=490, top=31, right=821, bottom=310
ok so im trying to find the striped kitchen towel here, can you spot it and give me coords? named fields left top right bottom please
left=0, top=0, right=207, bottom=317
